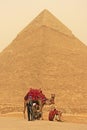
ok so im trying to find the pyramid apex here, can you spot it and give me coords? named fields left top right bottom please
left=38, top=9, right=55, bottom=17
left=40, top=9, right=51, bottom=13
left=19, top=9, right=73, bottom=37
left=38, top=9, right=55, bottom=18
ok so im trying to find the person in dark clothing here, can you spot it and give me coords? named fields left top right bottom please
left=26, top=96, right=33, bottom=121
left=23, top=95, right=34, bottom=121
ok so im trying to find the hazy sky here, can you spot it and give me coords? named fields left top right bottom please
left=0, top=0, right=87, bottom=52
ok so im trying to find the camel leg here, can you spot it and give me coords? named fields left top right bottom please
left=23, top=100, right=27, bottom=119
left=38, top=100, right=44, bottom=120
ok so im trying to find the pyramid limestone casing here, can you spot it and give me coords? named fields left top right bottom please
left=0, top=10, right=87, bottom=114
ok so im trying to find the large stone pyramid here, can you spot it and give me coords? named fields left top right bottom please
left=0, top=9, right=87, bottom=114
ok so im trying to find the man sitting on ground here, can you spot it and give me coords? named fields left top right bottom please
left=48, top=106, right=62, bottom=121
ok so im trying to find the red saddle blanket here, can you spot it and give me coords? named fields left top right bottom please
left=24, top=88, right=47, bottom=104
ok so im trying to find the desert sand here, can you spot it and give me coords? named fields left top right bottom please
left=0, top=115, right=87, bottom=130
left=0, top=112, right=87, bottom=130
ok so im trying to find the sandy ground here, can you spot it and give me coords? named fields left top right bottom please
left=0, top=117, right=87, bottom=130
left=0, top=112, right=87, bottom=130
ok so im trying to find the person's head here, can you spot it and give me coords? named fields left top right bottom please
left=29, top=96, right=32, bottom=100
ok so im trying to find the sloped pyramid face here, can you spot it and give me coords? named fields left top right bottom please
left=0, top=9, right=87, bottom=114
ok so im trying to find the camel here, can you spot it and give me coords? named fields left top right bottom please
left=23, top=93, right=55, bottom=120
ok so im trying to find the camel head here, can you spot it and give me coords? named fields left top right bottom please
left=51, top=94, right=55, bottom=99
left=50, top=94, right=55, bottom=104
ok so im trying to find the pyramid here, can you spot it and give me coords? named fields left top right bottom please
left=0, top=9, right=87, bottom=114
